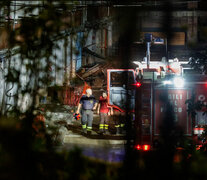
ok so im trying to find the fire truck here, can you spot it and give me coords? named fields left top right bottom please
left=107, top=59, right=207, bottom=151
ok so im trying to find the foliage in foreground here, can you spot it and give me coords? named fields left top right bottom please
left=0, top=115, right=120, bottom=180
left=1, top=113, right=207, bottom=180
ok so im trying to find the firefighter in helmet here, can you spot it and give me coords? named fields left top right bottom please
left=76, top=88, right=98, bottom=135
left=97, top=91, right=112, bottom=135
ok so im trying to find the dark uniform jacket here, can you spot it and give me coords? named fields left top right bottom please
left=80, top=95, right=96, bottom=110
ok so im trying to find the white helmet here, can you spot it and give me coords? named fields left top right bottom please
left=86, top=88, right=92, bottom=95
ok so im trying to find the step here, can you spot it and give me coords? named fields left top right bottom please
left=63, top=135, right=126, bottom=146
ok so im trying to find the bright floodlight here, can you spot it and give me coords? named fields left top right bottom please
left=173, top=77, right=184, bottom=88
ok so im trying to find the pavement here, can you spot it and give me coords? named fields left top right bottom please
left=63, top=130, right=126, bottom=146
left=41, top=104, right=126, bottom=147
left=63, top=114, right=126, bottom=146
left=40, top=104, right=127, bottom=162
left=62, top=116, right=126, bottom=162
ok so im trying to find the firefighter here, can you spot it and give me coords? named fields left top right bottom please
left=113, top=108, right=125, bottom=135
left=97, top=91, right=112, bottom=135
left=76, top=88, right=98, bottom=135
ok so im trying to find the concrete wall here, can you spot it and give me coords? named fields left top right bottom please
left=139, top=10, right=202, bottom=45
left=0, top=32, right=83, bottom=113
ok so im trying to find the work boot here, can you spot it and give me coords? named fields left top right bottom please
left=87, top=130, right=92, bottom=136
left=121, top=128, right=126, bottom=135
left=87, top=127, right=92, bottom=135
left=116, top=127, right=122, bottom=135
left=98, top=129, right=104, bottom=135
left=120, top=124, right=125, bottom=135
left=104, top=129, right=110, bottom=135
left=82, top=128, right=87, bottom=135
left=99, top=124, right=104, bottom=135
left=82, top=124, right=87, bottom=135
left=104, top=124, right=109, bottom=135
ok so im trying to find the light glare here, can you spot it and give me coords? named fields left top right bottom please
left=173, top=77, right=184, bottom=88
left=163, top=80, right=172, bottom=85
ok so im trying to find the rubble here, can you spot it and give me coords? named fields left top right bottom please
left=77, top=62, right=114, bottom=88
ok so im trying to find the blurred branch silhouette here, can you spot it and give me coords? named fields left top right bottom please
left=0, top=1, right=207, bottom=180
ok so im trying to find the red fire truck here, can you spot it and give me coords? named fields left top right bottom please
left=107, top=62, right=207, bottom=151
